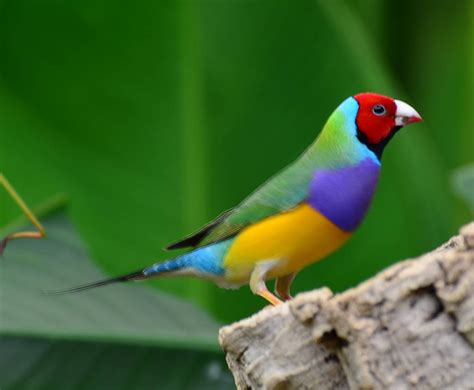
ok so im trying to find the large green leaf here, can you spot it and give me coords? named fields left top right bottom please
left=0, top=211, right=232, bottom=389
left=0, top=211, right=220, bottom=349
left=0, top=0, right=469, bottom=323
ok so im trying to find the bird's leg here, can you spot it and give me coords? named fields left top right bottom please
left=0, top=174, right=46, bottom=255
left=275, top=272, right=296, bottom=301
left=249, top=260, right=283, bottom=306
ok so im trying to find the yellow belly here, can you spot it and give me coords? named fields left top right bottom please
left=223, top=203, right=351, bottom=283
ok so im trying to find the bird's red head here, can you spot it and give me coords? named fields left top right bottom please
left=353, top=92, right=422, bottom=147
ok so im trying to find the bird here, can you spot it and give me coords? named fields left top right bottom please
left=51, top=92, right=422, bottom=305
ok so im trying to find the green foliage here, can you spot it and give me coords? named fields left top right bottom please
left=1, top=338, right=233, bottom=390
left=0, top=211, right=232, bottom=389
left=452, top=164, right=474, bottom=215
left=0, top=0, right=471, bottom=322
left=0, top=338, right=235, bottom=390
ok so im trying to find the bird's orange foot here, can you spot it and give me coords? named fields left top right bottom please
left=259, top=289, right=283, bottom=306
left=279, top=293, right=293, bottom=301
left=275, top=273, right=296, bottom=302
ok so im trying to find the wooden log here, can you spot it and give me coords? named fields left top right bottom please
left=219, top=223, right=474, bottom=389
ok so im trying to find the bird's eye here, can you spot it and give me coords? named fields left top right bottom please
left=372, top=104, right=386, bottom=116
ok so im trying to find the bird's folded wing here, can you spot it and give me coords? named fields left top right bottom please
left=166, top=159, right=315, bottom=250
left=165, top=208, right=234, bottom=250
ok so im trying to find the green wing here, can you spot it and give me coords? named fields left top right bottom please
left=166, top=156, right=316, bottom=250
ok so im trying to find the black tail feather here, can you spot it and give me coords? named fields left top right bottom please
left=45, top=270, right=145, bottom=295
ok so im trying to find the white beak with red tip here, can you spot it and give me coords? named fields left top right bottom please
left=394, top=99, right=422, bottom=126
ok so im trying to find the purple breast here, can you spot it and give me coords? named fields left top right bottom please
left=308, top=158, right=380, bottom=231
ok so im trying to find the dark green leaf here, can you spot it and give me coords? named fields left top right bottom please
left=1, top=211, right=220, bottom=350
left=0, top=211, right=232, bottom=389
left=0, top=337, right=233, bottom=390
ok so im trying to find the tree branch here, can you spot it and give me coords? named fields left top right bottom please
left=219, top=223, right=474, bottom=389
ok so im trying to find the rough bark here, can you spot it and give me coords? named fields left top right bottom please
left=219, top=222, right=474, bottom=389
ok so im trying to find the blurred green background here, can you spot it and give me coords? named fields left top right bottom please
left=0, top=0, right=473, bottom=388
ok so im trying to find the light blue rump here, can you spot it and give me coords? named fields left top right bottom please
left=143, top=239, right=234, bottom=276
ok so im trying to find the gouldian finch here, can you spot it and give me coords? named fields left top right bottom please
left=53, top=93, right=422, bottom=305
